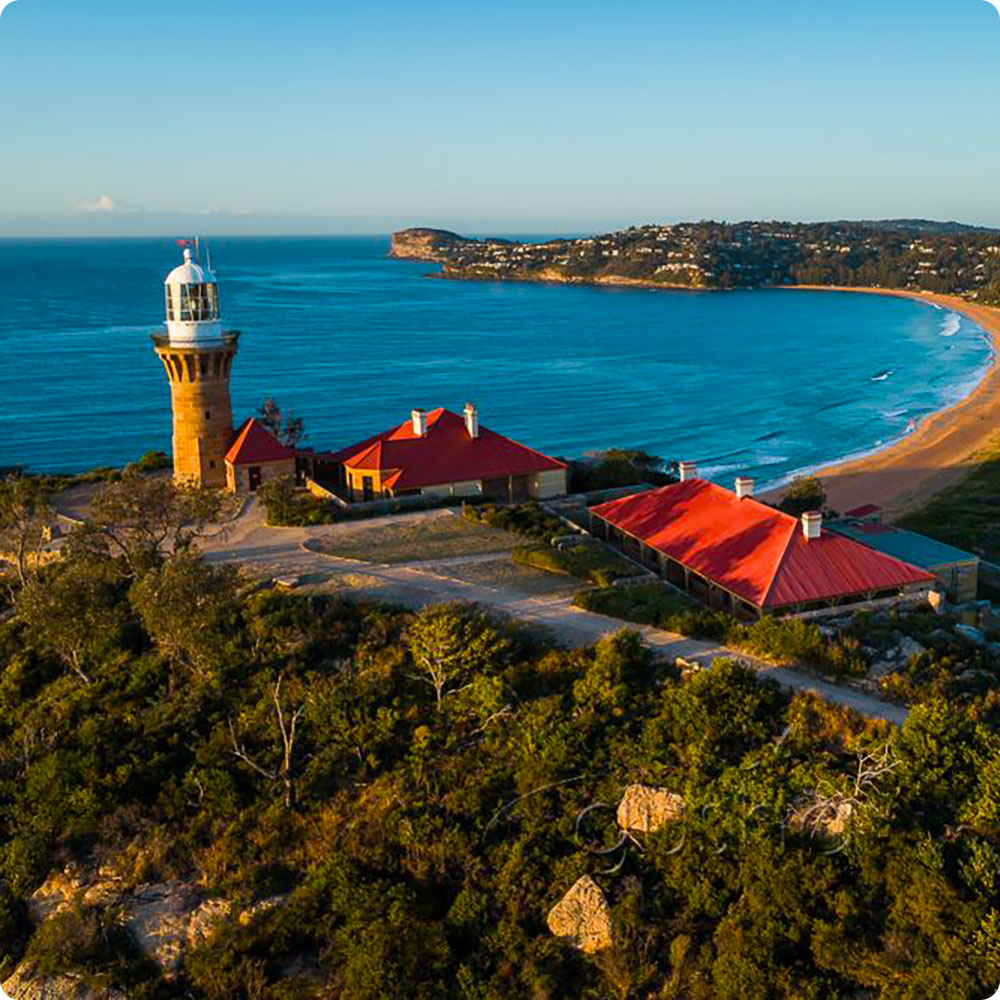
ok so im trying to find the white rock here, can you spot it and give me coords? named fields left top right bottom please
left=546, top=875, right=613, bottom=954
left=616, top=785, right=685, bottom=833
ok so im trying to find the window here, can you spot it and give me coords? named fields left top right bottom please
left=205, top=410, right=211, bottom=420
left=209, top=460, right=216, bottom=469
left=168, top=283, right=220, bottom=323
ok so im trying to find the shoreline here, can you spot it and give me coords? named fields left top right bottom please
left=757, top=286, right=1000, bottom=517
left=426, top=267, right=1000, bottom=516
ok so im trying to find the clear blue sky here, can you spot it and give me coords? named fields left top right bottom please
left=1, top=0, right=999, bottom=236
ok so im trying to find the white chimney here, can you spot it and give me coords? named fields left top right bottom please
left=735, top=477, right=755, bottom=500
left=463, top=402, right=480, bottom=439
left=411, top=408, right=428, bottom=437
left=802, top=511, right=823, bottom=541
left=679, top=461, right=698, bottom=482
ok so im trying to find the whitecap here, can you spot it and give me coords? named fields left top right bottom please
left=869, top=369, right=893, bottom=382
left=939, top=313, right=961, bottom=337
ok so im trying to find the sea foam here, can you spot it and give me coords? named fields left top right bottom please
left=940, top=313, right=961, bottom=337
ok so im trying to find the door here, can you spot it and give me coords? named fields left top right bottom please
left=362, top=476, right=374, bottom=502
left=248, top=466, right=262, bottom=492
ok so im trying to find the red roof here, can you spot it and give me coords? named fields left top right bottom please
left=591, top=480, right=934, bottom=609
left=845, top=504, right=882, bottom=518
left=335, top=408, right=566, bottom=491
left=225, top=418, right=296, bottom=466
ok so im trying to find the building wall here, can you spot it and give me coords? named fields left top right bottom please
left=530, top=468, right=568, bottom=499
left=155, top=343, right=237, bottom=490
left=226, top=457, right=297, bottom=494
left=929, top=559, right=979, bottom=604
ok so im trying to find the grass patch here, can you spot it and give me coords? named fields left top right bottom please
left=897, top=434, right=1000, bottom=561
left=318, top=512, right=520, bottom=563
left=513, top=539, right=644, bottom=587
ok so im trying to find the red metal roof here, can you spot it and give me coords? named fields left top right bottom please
left=336, top=408, right=566, bottom=490
left=591, top=480, right=934, bottom=609
left=225, top=418, right=296, bottom=466
left=844, top=503, right=882, bottom=518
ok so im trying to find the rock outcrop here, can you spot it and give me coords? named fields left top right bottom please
left=616, top=785, right=685, bottom=833
left=2, top=963, right=126, bottom=999
left=546, top=875, right=613, bottom=954
left=389, top=228, right=476, bottom=261
left=20, top=868, right=245, bottom=982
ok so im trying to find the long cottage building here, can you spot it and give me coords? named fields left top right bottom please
left=591, top=468, right=935, bottom=617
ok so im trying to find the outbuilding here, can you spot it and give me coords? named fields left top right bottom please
left=225, top=417, right=297, bottom=493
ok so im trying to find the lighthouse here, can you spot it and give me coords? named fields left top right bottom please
left=152, top=245, right=239, bottom=489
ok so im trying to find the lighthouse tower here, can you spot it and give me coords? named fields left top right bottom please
left=152, top=246, right=239, bottom=489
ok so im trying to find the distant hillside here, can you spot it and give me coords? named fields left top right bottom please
left=391, top=220, right=1000, bottom=303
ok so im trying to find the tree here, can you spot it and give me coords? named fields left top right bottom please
left=129, top=552, right=239, bottom=681
left=87, top=468, right=221, bottom=576
left=779, top=476, right=827, bottom=519
left=16, top=561, right=126, bottom=683
left=257, top=398, right=305, bottom=448
left=229, top=674, right=304, bottom=810
left=256, top=476, right=299, bottom=526
left=0, top=475, right=53, bottom=588
left=405, top=603, right=512, bottom=707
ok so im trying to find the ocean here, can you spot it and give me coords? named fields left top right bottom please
left=0, top=236, right=993, bottom=489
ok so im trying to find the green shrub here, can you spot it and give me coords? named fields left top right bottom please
left=463, top=502, right=568, bottom=542
left=135, top=451, right=171, bottom=473
left=257, top=476, right=337, bottom=526
left=25, top=905, right=168, bottom=998
left=513, top=541, right=642, bottom=586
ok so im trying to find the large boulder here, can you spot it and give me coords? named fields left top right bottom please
left=2, top=962, right=126, bottom=999
left=546, top=875, right=613, bottom=954
left=616, top=785, right=685, bottom=833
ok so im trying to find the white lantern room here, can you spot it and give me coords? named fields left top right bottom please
left=163, top=247, right=224, bottom=346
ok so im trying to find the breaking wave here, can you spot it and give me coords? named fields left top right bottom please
left=939, top=313, right=961, bottom=337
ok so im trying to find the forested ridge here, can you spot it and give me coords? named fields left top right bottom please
left=2, top=473, right=1000, bottom=998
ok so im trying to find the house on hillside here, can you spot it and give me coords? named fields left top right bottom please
left=590, top=466, right=935, bottom=618
left=332, top=404, right=568, bottom=503
left=225, top=418, right=297, bottom=493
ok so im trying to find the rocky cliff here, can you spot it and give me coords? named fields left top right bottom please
left=389, top=227, right=477, bottom=260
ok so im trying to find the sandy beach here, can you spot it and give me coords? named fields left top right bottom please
left=761, top=287, right=1000, bottom=518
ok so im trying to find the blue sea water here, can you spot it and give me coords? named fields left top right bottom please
left=0, top=236, right=993, bottom=489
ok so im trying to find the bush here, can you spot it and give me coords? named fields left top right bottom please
left=568, top=449, right=674, bottom=493
left=513, top=540, right=642, bottom=586
left=778, top=476, right=827, bottom=518
left=463, top=502, right=568, bottom=542
left=135, top=451, right=171, bottom=473
left=257, top=477, right=337, bottom=526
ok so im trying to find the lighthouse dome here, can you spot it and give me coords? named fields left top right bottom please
left=165, top=247, right=217, bottom=287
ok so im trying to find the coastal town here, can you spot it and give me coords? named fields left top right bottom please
left=391, top=219, right=1000, bottom=301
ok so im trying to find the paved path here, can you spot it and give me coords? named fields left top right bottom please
left=200, top=503, right=908, bottom=726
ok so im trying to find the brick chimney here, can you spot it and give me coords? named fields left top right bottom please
left=679, top=461, right=698, bottom=482
left=735, top=477, right=755, bottom=500
left=802, top=511, right=823, bottom=541
left=463, top=402, right=480, bottom=439
left=411, top=408, right=428, bottom=437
